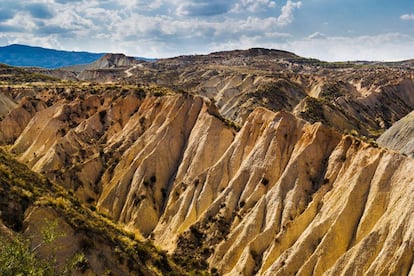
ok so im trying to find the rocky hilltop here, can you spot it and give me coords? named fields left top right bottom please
left=44, top=48, right=414, bottom=139
left=1, top=49, right=414, bottom=275
left=135, top=49, right=414, bottom=138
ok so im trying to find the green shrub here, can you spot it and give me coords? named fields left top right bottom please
left=0, top=219, right=65, bottom=276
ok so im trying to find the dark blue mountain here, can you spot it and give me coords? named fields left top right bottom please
left=0, top=44, right=106, bottom=69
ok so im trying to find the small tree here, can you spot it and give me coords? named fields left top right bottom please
left=0, top=233, right=54, bottom=276
left=0, top=219, right=86, bottom=275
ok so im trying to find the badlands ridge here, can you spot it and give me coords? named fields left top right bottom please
left=0, top=48, right=414, bottom=275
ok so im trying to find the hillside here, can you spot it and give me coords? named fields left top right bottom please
left=377, top=111, right=414, bottom=156
left=0, top=147, right=192, bottom=275
left=0, top=44, right=105, bottom=69
left=0, top=44, right=154, bottom=69
left=46, top=47, right=414, bottom=139
left=1, top=49, right=414, bottom=275
left=0, top=78, right=413, bottom=274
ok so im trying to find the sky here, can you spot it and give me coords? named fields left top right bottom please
left=0, top=0, right=413, bottom=61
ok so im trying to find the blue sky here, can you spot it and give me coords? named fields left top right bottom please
left=0, top=0, right=413, bottom=61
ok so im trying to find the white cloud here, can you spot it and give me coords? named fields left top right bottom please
left=7, top=0, right=412, bottom=63
left=1, top=12, right=38, bottom=31
left=287, top=33, right=414, bottom=61
left=277, top=0, right=302, bottom=26
left=401, top=14, right=414, bottom=20
left=0, top=32, right=64, bottom=50
left=205, top=32, right=414, bottom=62
left=112, top=0, right=164, bottom=10
left=232, top=0, right=277, bottom=13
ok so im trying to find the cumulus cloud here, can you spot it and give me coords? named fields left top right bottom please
left=54, top=0, right=83, bottom=3
left=0, top=1, right=22, bottom=22
left=277, top=0, right=302, bottom=26
left=1, top=12, right=38, bottom=32
left=0, top=32, right=64, bottom=50
left=0, top=25, right=23, bottom=33
left=232, top=0, right=277, bottom=13
left=0, top=0, right=302, bottom=58
left=401, top=14, right=414, bottom=20
left=287, top=33, right=414, bottom=61
left=106, top=0, right=164, bottom=11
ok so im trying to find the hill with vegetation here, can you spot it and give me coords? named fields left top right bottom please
left=1, top=48, right=414, bottom=275
left=0, top=148, right=196, bottom=275
left=0, top=44, right=105, bottom=69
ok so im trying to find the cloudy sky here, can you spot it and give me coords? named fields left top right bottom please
left=0, top=0, right=413, bottom=61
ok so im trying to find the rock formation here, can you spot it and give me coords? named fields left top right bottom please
left=0, top=149, right=185, bottom=275
left=90, top=54, right=137, bottom=69
left=77, top=53, right=137, bottom=81
left=2, top=49, right=414, bottom=275
left=0, top=89, right=17, bottom=117
left=377, top=110, right=414, bottom=156
left=2, top=84, right=412, bottom=275
left=111, top=49, right=414, bottom=138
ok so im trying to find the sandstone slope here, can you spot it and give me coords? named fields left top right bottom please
left=35, top=48, right=414, bottom=139
left=118, top=49, right=414, bottom=138
left=0, top=89, right=17, bottom=117
left=5, top=86, right=414, bottom=275
left=0, top=149, right=186, bottom=275
left=377, top=110, right=414, bottom=156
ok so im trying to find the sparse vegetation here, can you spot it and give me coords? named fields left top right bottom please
left=1, top=48, right=413, bottom=275
left=0, top=64, right=59, bottom=83
left=211, top=112, right=241, bottom=131
left=299, top=96, right=328, bottom=125
left=0, top=233, right=55, bottom=275
left=0, top=219, right=83, bottom=275
left=261, top=177, right=269, bottom=186
left=0, top=149, right=198, bottom=275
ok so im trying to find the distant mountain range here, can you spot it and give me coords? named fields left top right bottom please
left=0, top=44, right=153, bottom=69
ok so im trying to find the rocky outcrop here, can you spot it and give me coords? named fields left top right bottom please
left=116, top=49, right=414, bottom=138
left=97, top=94, right=236, bottom=236
left=89, top=54, right=137, bottom=69
left=6, top=87, right=414, bottom=275
left=77, top=69, right=125, bottom=82
left=3, top=54, right=414, bottom=275
left=0, top=90, right=17, bottom=117
left=31, top=48, right=414, bottom=138
left=60, top=53, right=139, bottom=81
left=0, top=149, right=186, bottom=275
left=77, top=53, right=137, bottom=81
left=0, top=97, right=47, bottom=144
left=377, top=110, right=414, bottom=156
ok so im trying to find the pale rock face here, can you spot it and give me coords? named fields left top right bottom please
left=97, top=95, right=236, bottom=236
left=0, top=98, right=46, bottom=144
left=108, top=50, right=414, bottom=138
left=0, top=91, right=17, bottom=117
left=377, top=110, right=414, bottom=156
left=7, top=91, right=414, bottom=275
left=76, top=54, right=138, bottom=81
left=95, top=98, right=414, bottom=275
left=0, top=220, right=13, bottom=237
left=89, top=54, right=137, bottom=69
